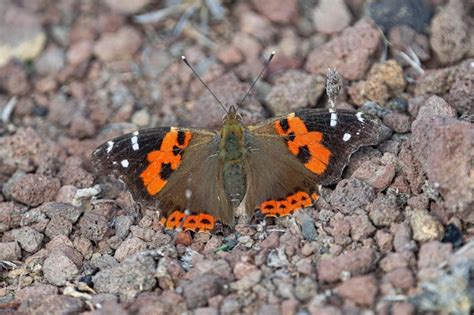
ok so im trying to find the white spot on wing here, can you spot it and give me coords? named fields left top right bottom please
left=121, top=159, right=129, bottom=168
left=106, top=141, right=114, bottom=153
left=131, top=136, right=139, bottom=151
left=133, top=131, right=139, bottom=136
left=356, top=112, right=365, bottom=122
left=343, top=133, right=351, bottom=141
left=330, top=112, right=337, bottom=127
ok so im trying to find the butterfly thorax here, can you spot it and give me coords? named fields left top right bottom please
left=219, top=116, right=248, bottom=207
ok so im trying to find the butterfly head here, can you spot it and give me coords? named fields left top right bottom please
left=223, top=105, right=242, bottom=122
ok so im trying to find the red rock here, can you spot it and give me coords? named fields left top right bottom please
left=392, top=222, right=417, bottom=252
left=379, top=252, right=413, bottom=272
left=305, top=18, right=380, bottom=80
left=281, top=299, right=298, bottom=315
left=0, top=62, right=30, bottom=95
left=5, top=173, right=60, bottom=207
left=21, top=295, right=83, bottom=315
left=232, top=32, right=261, bottom=60
left=416, top=95, right=456, bottom=122
left=45, top=215, right=73, bottom=238
left=383, top=268, right=415, bottom=290
left=296, top=257, right=313, bottom=275
left=79, top=212, right=108, bottom=241
left=430, top=0, right=469, bottom=65
left=217, top=46, right=243, bottom=65
left=446, top=59, right=474, bottom=115
left=93, top=26, right=142, bottom=62
left=67, top=39, right=93, bottom=66
left=239, top=11, right=275, bottom=41
left=336, top=275, right=378, bottom=306
left=183, top=273, right=228, bottom=309
left=0, top=202, right=27, bottom=232
left=317, top=248, right=377, bottom=282
left=251, top=0, right=297, bottom=24
left=398, top=142, right=424, bottom=194
left=308, top=305, right=342, bottom=315
left=367, top=195, right=402, bottom=227
left=265, top=70, right=325, bottom=114
left=114, top=237, right=147, bottom=262
left=418, top=241, right=453, bottom=269
left=375, top=230, right=393, bottom=253
left=353, top=158, right=396, bottom=191
left=43, top=250, right=79, bottom=286
left=35, top=45, right=65, bottom=76
left=411, top=116, right=473, bottom=218
left=383, top=112, right=411, bottom=133
left=0, top=241, right=21, bottom=260
left=16, top=284, right=58, bottom=312
left=348, top=213, right=376, bottom=241
left=11, top=226, right=43, bottom=253
left=329, top=178, right=376, bottom=214
left=174, top=231, right=192, bottom=247
left=392, top=302, right=415, bottom=315
left=312, top=0, right=351, bottom=34
left=195, top=307, right=219, bottom=315
left=103, top=0, right=151, bottom=14
left=414, top=67, right=455, bottom=96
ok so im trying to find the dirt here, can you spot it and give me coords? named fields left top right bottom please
left=0, top=0, right=473, bottom=314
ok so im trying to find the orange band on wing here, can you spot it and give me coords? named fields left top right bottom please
left=258, top=191, right=319, bottom=218
left=274, top=116, right=331, bottom=175
left=159, top=210, right=216, bottom=233
left=140, top=129, right=192, bottom=195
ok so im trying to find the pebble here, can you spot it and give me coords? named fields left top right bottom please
left=34, top=45, right=65, bottom=76
left=294, top=277, right=317, bottom=302
left=114, top=237, right=147, bottom=262
left=0, top=5, right=46, bottom=67
left=335, top=275, right=378, bottom=306
left=43, top=250, right=79, bottom=286
left=93, top=26, right=142, bottom=62
left=305, top=18, right=380, bottom=80
left=0, top=202, right=27, bottom=232
left=230, top=268, right=262, bottom=291
left=430, top=0, right=469, bottom=65
left=411, top=114, right=473, bottom=218
left=21, top=295, right=83, bottom=314
left=103, top=0, right=151, bottom=14
left=44, top=215, right=73, bottom=238
left=389, top=25, right=431, bottom=62
left=446, top=59, right=474, bottom=115
left=383, top=112, right=411, bottom=133
left=312, top=0, right=351, bottom=34
left=415, top=95, right=456, bottom=122
left=5, top=173, right=60, bottom=207
left=11, top=226, right=44, bottom=253
left=375, top=230, right=394, bottom=253
left=66, top=39, right=93, bottom=66
left=352, top=158, right=396, bottom=191
left=38, top=202, right=83, bottom=223
left=0, top=62, right=30, bottom=95
left=0, top=241, right=21, bottom=261
left=383, top=268, right=415, bottom=290
left=131, top=108, right=151, bottom=127
left=217, top=46, right=243, bottom=65
left=407, top=209, right=445, bottom=243
left=183, top=273, right=227, bottom=309
left=379, top=252, right=412, bottom=273
left=367, top=194, right=402, bottom=227
left=251, top=0, right=297, bottom=24
left=317, top=248, right=377, bottom=283
left=392, top=222, right=417, bottom=252
left=265, top=70, right=325, bottom=114
left=93, top=253, right=157, bottom=300
left=79, top=212, right=109, bottom=241
left=418, top=241, right=453, bottom=269
left=348, top=213, right=376, bottom=241
left=329, top=178, right=376, bottom=214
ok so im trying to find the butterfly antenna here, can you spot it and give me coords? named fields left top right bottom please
left=236, top=51, right=275, bottom=111
left=181, top=56, right=227, bottom=114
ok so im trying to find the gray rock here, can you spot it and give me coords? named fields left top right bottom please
left=11, top=227, right=44, bottom=253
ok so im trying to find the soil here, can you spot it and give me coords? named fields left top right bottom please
left=0, top=0, right=473, bottom=314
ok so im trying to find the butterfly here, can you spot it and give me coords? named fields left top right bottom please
left=91, top=54, right=382, bottom=233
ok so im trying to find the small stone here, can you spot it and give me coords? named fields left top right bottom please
left=131, top=109, right=150, bottom=127
left=442, top=223, right=463, bottom=248
left=375, top=230, right=393, bottom=253
left=251, top=0, right=297, bottom=24
left=93, top=253, right=157, bottom=300
left=312, top=0, right=351, bottom=34
left=103, top=0, right=151, bottom=14
left=383, top=112, right=411, bottom=133
left=294, top=277, right=317, bottom=302
left=430, top=0, right=469, bottom=65
left=0, top=62, right=30, bottom=95
left=67, top=39, right=93, bottom=66
left=317, top=248, right=377, bottom=283
left=195, top=307, right=219, bottom=315
left=416, top=96, right=456, bottom=122
left=0, top=5, right=46, bottom=67
left=21, top=295, right=83, bottom=314
left=183, top=273, right=227, bottom=309
left=217, top=46, right=243, bottom=65
left=11, top=227, right=44, bottom=253
left=79, top=212, right=108, bottom=241
left=0, top=242, right=21, bottom=261
left=38, top=202, right=83, bottom=223
left=34, top=45, right=65, bottom=76
left=114, top=237, right=147, bottom=262
left=45, top=215, right=73, bottom=238
left=16, top=284, right=58, bottom=312
left=265, top=70, right=325, bottom=114
left=306, top=18, right=380, bottom=80
left=348, top=213, right=376, bottom=241
left=418, top=241, right=453, bottom=269
left=230, top=268, right=262, bottom=291
left=446, top=59, right=474, bottom=115
left=383, top=268, right=415, bottom=290
left=220, top=295, right=240, bottom=315
left=392, top=222, right=417, bottom=252
left=389, top=25, right=430, bottom=63
left=5, top=173, right=60, bottom=207
left=174, top=231, right=193, bottom=247
left=408, top=209, right=445, bottom=242
left=93, top=26, right=142, bottom=62
left=114, top=216, right=134, bottom=239
left=379, top=252, right=412, bottom=272
left=336, top=275, right=378, bottom=306
left=240, top=11, right=275, bottom=42
left=353, top=158, right=396, bottom=191
left=0, top=202, right=27, bottom=232
left=296, top=257, right=313, bottom=275
left=329, top=178, right=376, bottom=214
left=43, top=250, right=79, bottom=286
left=392, top=302, right=415, bottom=315
left=367, top=195, right=402, bottom=227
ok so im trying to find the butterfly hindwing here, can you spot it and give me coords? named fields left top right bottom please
left=91, top=127, right=230, bottom=232
left=245, top=108, right=382, bottom=216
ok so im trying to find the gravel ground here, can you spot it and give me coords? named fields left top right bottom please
left=0, top=0, right=473, bottom=314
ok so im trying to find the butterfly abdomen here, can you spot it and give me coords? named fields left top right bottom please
left=219, top=119, right=248, bottom=207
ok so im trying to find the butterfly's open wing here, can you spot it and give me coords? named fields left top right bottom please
left=92, top=127, right=233, bottom=232
left=244, top=108, right=383, bottom=217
